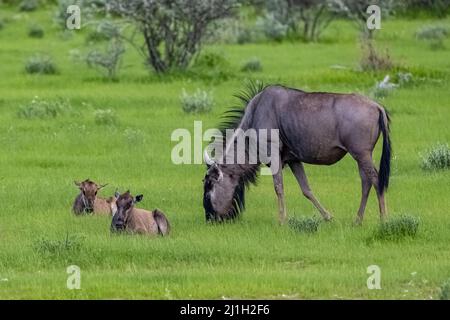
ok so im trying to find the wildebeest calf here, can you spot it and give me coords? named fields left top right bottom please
left=111, top=191, right=170, bottom=236
left=73, top=179, right=113, bottom=215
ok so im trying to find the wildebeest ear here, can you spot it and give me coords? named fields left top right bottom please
left=74, top=181, right=81, bottom=187
left=135, top=194, right=144, bottom=203
left=98, top=183, right=108, bottom=189
left=114, top=191, right=120, bottom=199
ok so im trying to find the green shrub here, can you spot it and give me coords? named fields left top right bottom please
left=19, top=0, right=38, bottom=12
left=86, top=20, right=121, bottom=43
left=256, top=13, right=287, bottom=42
left=421, top=143, right=450, bottom=170
left=440, top=279, right=450, bottom=300
left=18, top=97, right=72, bottom=119
left=190, top=51, right=233, bottom=82
left=180, top=89, right=214, bottom=114
left=288, top=216, right=321, bottom=234
left=416, top=26, right=449, bottom=50
left=25, top=54, right=57, bottom=75
left=94, top=108, right=117, bottom=125
left=375, top=215, right=420, bottom=240
left=85, top=39, right=125, bottom=80
left=241, top=57, right=262, bottom=72
left=28, top=24, right=44, bottom=38
left=360, top=40, right=394, bottom=71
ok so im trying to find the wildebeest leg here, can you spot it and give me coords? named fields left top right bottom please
left=272, top=169, right=287, bottom=225
left=354, top=155, right=387, bottom=223
left=355, top=162, right=373, bottom=224
left=289, top=162, right=332, bottom=221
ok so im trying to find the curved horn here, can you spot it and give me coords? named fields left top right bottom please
left=204, top=150, right=215, bottom=166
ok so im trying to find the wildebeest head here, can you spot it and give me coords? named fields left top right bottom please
left=111, top=191, right=143, bottom=232
left=203, top=151, right=244, bottom=222
left=74, top=179, right=107, bottom=212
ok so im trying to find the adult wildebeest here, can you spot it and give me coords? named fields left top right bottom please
left=73, top=179, right=112, bottom=215
left=203, top=83, right=391, bottom=225
left=111, top=191, right=170, bottom=236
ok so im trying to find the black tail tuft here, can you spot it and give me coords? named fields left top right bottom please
left=378, top=109, right=391, bottom=195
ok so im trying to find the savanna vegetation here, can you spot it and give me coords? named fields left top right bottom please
left=0, top=0, right=450, bottom=299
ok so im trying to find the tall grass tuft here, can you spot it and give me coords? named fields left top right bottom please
left=94, top=108, right=118, bottom=126
left=421, top=143, right=450, bottom=170
left=18, top=97, right=72, bottom=119
left=440, top=279, right=450, bottom=300
left=34, top=234, right=84, bottom=258
left=288, top=216, right=321, bottom=234
left=28, top=23, right=44, bottom=38
left=375, top=215, right=420, bottom=241
left=241, top=57, right=263, bottom=72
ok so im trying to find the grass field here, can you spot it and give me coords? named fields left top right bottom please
left=1, top=5, right=450, bottom=299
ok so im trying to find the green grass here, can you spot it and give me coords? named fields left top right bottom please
left=0, top=6, right=450, bottom=299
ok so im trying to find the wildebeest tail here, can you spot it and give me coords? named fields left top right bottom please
left=153, top=209, right=170, bottom=236
left=378, top=108, right=391, bottom=195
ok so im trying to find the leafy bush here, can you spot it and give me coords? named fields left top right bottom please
left=241, top=57, right=262, bottom=72
left=288, top=216, right=321, bottom=234
left=440, top=279, right=450, bottom=300
left=25, top=54, right=57, bottom=75
left=85, top=39, right=125, bottom=80
left=237, top=27, right=253, bottom=44
left=19, top=0, right=38, bottom=11
left=18, top=97, right=72, bottom=119
left=256, top=13, right=288, bottom=42
left=421, top=143, right=450, bottom=170
left=416, top=25, right=449, bottom=50
left=86, top=20, right=121, bottom=43
left=94, top=108, right=118, bottom=125
left=28, top=23, right=44, bottom=38
left=375, top=215, right=420, bottom=240
left=180, top=89, right=214, bottom=114
left=190, top=51, right=233, bottom=82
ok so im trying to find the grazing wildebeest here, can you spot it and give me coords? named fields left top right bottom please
left=203, top=83, right=391, bottom=225
left=111, top=191, right=170, bottom=236
left=73, top=179, right=111, bottom=215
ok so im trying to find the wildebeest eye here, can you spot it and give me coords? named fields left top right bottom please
left=95, top=191, right=97, bottom=195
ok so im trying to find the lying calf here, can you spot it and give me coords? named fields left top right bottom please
left=110, top=191, right=170, bottom=236
left=73, top=179, right=113, bottom=216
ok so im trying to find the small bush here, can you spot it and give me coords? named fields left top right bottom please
left=123, top=128, right=145, bottom=145
left=19, top=0, right=38, bottom=12
left=180, top=89, right=214, bottom=114
left=421, top=143, right=450, bottom=170
left=256, top=13, right=287, bottom=42
left=25, top=54, right=57, bottom=75
left=416, top=26, right=449, bottom=50
left=190, top=51, right=233, bottom=82
left=237, top=27, right=253, bottom=44
left=360, top=40, right=394, bottom=71
left=94, top=108, right=117, bottom=126
left=28, top=24, right=44, bottom=38
left=288, top=216, right=321, bottom=234
left=85, top=39, right=125, bottom=80
left=18, top=96, right=72, bottom=119
left=241, top=57, right=262, bottom=72
left=34, top=234, right=84, bottom=257
left=440, top=279, right=450, bottom=300
left=86, top=20, right=121, bottom=43
left=375, top=215, right=420, bottom=241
